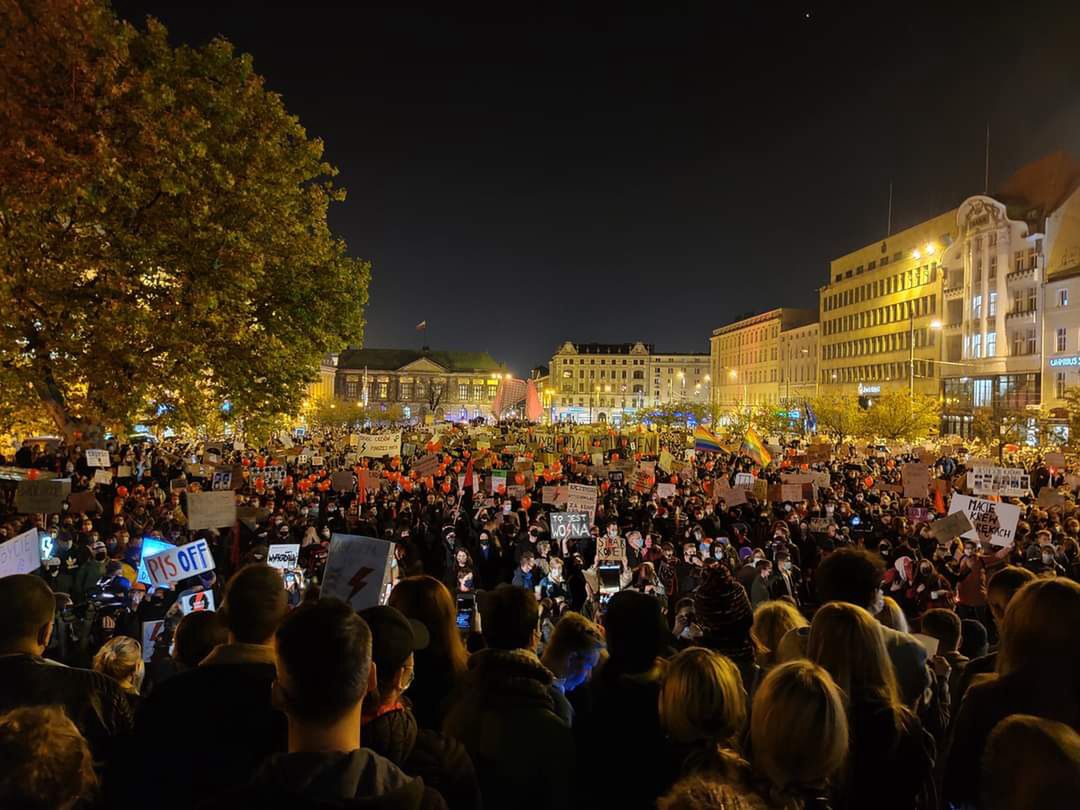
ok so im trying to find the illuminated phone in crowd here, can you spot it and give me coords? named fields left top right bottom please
left=456, top=593, right=475, bottom=632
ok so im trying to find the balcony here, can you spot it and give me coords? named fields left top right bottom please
left=943, top=284, right=964, bottom=299
left=1006, top=265, right=1038, bottom=283
left=1005, top=308, right=1036, bottom=323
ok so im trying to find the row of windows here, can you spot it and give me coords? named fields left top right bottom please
left=716, top=324, right=779, bottom=351
left=724, top=369, right=779, bottom=384
left=823, top=327, right=937, bottom=361
left=824, top=294, right=937, bottom=337
left=832, top=236, right=950, bottom=282
left=563, top=368, right=647, bottom=380
left=824, top=360, right=934, bottom=384
left=825, top=264, right=937, bottom=312
left=780, top=365, right=814, bottom=383
left=942, top=373, right=1039, bottom=411
left=560, top=383, right=646, bottom=395
left=718, top=347, right=778, bottom=367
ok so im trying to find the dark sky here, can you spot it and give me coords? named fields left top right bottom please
left=113, top=1, right=1080, bottom=376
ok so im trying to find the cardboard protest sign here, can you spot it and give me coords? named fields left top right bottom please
left=781, top=473, right=814, bottom=485
left=948, top=494, right=1020, bottom=547
left=901, top=463, right=930, bottom=498
left=550, top=512, right=591, bottom=543
left=751, top=478, right=768, bottom=501
left=15, top=479, right=70, bottom=514
left=236, top=506, right=271, bottom=532
left=542, top=485, right=568, bottom=507
left=84, top=449, right=110, bottom=467
left=142, top=538, right=216, bottom=586
left=0, top=528, right=41, bottom=577
left=353, top=432, right=402, bottom=459
left=321, top=534, right=394, bottom=612
left=1045, top=452, right=1066, bottom=469
left=656, top=483, right=676, bottom=500
left=141, top=621, right=166, bottom=662
left=658, top=450, right=675, bottom=473
left=631, top=469, right=652, bottom=493
left=806, top=444, right=831, bottom=463
left=1037, top=488, right=1066, bottom=509
left=267, top=543, right=301, bottom=570
left=413, top=454, right=441, bottom=478
left=596, top=534, right=626, bottom=564
left=91, top=469, right=113, bottom=486
left=929, top=510, right=974, bottom=542
left=67, top=490, right=102, bottom=514
left=116, top=464, right=132, bottom=478
left=566, top=483, right=598, bottom=521
left=714, top=484, right=747, bottom=506
left=170, top=477, right=188, bottom=492
left=331, top=471, right=355, bottom=492
left=186, top=490, right=237, bottom=531
left=734, top=472, right=755, bottom=488
left=178, top=590, right=216, bottom=615
left=780, top=483, right=804, bottom=502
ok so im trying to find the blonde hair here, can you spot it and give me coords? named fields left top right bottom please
left=875, top=596, right=909, bottom=633
left=808, top=601, right=900, bottom=708
left=0, top=706, right=97, bottom=809
left=92, top=636, right=144, bottom=693
left=541, top=612, right=604, bottom=678
left=660, top=647, right=747, bottom=747
left=659, top=774, right=769, bottom=810
left=982, top=714, right=1080, bottom=810
left=750, top=660, right=848, bottom=801
left=751, top=601, right=808, bottom=671
left=997, top=578, right=1080, bottom=679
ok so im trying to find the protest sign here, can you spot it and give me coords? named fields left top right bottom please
left=596, top=534, right=627, bottom=564
left=186, top=490, right=237, bottom=531
left=143, top=538, right=216, bottom=586
left=948, top=494, right=1020, bottom=547
left=67, top=490, right=102, bottom=514
left=906, top=506, right=930, bottom=524
left=1045, top=452, right=1066, bottom=469
left=261, top=465, right=287, bottom=487
left=353, top=432, right=402, bottom=459
left=971, top=466, right=1030, bottom=497
left=0, top=528, right=40, bottom=578
left=901, top=463, right=930, bottom=498
left=170, top=477, right=188, bottom=492
left=178, top=590, right=216, bottom=615
left=321, top=534, right=394, bottom=612
left=15, top=479, right=70, bottom=514
left=639, top=460, right=656, bottom=477
left=608, top=469, right=625, bottom=484
left=136, top=537, right=175, bottom=585
left=267, top=543, right=301, bottom=570
left=656, top=483, right=676, bottom=500
left=211, top=469, right=233, bottom=491
left=630, top=469, right=651, bottom=493
left=349, top=434, right=360, bottom=447
left=1037, top=488, right=1066, bottom=509
left=929, top=511, right=974, bottom=542
left=91, top=469, right=113, bottom=486
left=591, top=452, right=604, bottom=468
left=566, top=483, right=598, bottom=521
left=715, top=484, right=747, bottom=506
left=808, top=517, right=833, bottom=533
left=780, top=483, right=804, bottom=502
left=331, top=471, right=355, bottom=492
left=185, top=463, right=210, bottom=479
left=806, top=444, right=831, bottom=463
left=84, top=449, right=110, bottom=467
left=311, top=455, right=325, bottom=467
left=751, top=478, right=768, bottom=501
left=413, top=454, right=441, bottom=478
left=542, top=485, right=568, bottom=507
left=658, top=450, right=675, bottom=473
left=781, top=473, right=814, bottom=485
left=734, top=473, right=755, bottom=488
left=141, top=621, right=166, bottom=662
left=490, top=470, right=508, bottom=494
left=550, top=512, right=591, bottom=543
left=116, top=465, right=132, bottom=478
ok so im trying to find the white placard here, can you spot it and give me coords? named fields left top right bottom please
left=734, top=472, right=755, bottom=488
left=142, top=538, right=216, bottom=586
left=947, top=494, right=1021, bottom=547
left=267, top=543, right=301, bottom=570
left=0, top=528, right=41, bottom=577
left=353, top=432, right=402, bottom=459
left=970, top=466, right=1030, bottom=497
left=186, top=490, right=237, bottom=531
left=321, top=534, right=394, bottom=612
left=311, top=455, right=324, bottom=467
left=91, top=469, right=113, bottom=486
left=656, top=483, right=676, bottom=499
left=84, top=449, right=110, bottom=467
left=178, top=590, right=216, bottom=615
left=141, top=621, right=165, bottom=662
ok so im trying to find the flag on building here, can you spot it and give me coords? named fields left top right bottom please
left=693, top=425, right=723, bottom=453
left=415, top=320, right=427, bottom=332
left=741, top=427, right=772, bottom=467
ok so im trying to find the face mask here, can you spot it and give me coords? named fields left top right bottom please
left=608, top=528, right=618, bottom=538
left=781, top=561, right=792, bottom=572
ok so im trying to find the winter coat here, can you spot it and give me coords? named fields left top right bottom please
left=443, top=648, right=574, bottom=810
left=364, top=703, right=482, bottom=810
left=198, top=748, right=446, bottom=810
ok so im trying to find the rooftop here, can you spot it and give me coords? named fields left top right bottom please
left=336, top=347, right=505, bottom=373
left=995, top=150, right=1080, bottom=228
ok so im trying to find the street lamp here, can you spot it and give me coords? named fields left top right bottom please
left=909, top=309, right=943, bottom=398
left=591, top=385, right=600, bottom=424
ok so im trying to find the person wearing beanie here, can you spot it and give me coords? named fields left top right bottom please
left=693, top=564, right=757, bottom=690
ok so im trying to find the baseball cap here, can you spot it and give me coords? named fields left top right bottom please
left=359, top=605, right=429, bottom=678
left=90, top=540, right=106, bottom=554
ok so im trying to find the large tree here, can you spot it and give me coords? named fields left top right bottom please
left=0, top=0, right=369, bottom=442
left=809, top=392, right=867, bottom=450
left=862, top=391, right=941, bottom=443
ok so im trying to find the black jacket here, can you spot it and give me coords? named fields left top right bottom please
left=443, top=649, right=574, bottom=810
left=121, top=643, right=287, bottom=809
left=198, top=748, right=447, bottom=810
left=0, top=653, right=134, bottom=762
left=364, top=704, right=482, bottom=810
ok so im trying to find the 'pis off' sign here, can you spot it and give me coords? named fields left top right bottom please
left=143, top=539, right=216, bottom=586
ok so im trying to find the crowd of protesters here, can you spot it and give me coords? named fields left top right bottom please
left=1, top=423, right=1080, bottom=809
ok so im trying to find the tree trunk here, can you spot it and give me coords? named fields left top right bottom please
left=32, top=378, right=103, bottom=448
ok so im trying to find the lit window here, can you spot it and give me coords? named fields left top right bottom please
left=1058, top=327, right=1068, bottom=353
left=1060, top=289, right=1070, bottom=307
left=986, top=332, right=996, bottom=357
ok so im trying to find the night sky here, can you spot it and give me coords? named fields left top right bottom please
left=112, top=1, right=1080, bottom=377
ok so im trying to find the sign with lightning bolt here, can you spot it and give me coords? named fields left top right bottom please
left=320, top=534, right=395, bottom=611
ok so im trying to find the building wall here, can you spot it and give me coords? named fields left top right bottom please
left=819, top=210, right=958, bottom=399
left=1043, top=186, right=1080, bottom=408
left=711, top=311, right=783, bottom=408
left=779, top=322, right=819, bottom=402
left=335, top=369, right=501, bottom=421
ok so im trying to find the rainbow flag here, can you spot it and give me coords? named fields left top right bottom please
left=694, top=425, right=723, bottom=453
left=741, top=427, right=772, bottom=467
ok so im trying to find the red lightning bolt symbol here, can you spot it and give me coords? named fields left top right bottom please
left=347, top=566, right=375, bottom=602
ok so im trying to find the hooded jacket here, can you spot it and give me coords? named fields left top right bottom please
left=443, top=648, right=574, bottom=810
left=364, top=703, right=482, bottom=810
left=198, top=748, right=446, bottom=810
